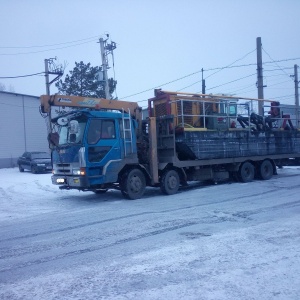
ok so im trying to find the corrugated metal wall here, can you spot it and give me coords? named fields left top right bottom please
left=0, top=92, right=49, bottom=168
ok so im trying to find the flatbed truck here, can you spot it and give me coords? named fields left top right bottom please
left=40, top=90, right=300, bottom=199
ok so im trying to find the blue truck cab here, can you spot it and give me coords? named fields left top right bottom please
left=51, top=110, right=139, bottom=192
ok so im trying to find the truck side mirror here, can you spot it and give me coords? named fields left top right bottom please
left=69, top=120, right=79, bottom=134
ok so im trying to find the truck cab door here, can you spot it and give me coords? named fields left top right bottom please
left=86, top=119, right=121, bottom=172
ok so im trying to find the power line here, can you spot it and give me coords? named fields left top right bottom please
left=271, top=94, right=294, bottom=100
left=0, top=39, right=99, bottom=56
left=264, top=67, right=294, bottom=72
left=121, top=70, right=204, bottom=99
left=205, top=49, right=256, bottom=80
left=205, top=57, right=300, bottom=73
left=0, top=35, right=100, bottom=49
left=266, top=79, right=293, bottom=88
left=178, top=49, right=257, bottom=91
left=121, top=57, right=300, bottom=99
left=264, top=73, right=292, bottom=78
left=230, top=83, right=255, bottom=94
left=204, top=73, right=257, bottom=92
left=262, top=47, right=292, bottom=79
left=0, top=72, right=44, bottom=79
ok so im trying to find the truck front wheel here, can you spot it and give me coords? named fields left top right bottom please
left=160, top=169, right=180, bottom=195
left=121, top=169, right=146, bottom=200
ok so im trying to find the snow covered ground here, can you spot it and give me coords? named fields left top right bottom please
left=0, top=167, right=300, bottom=299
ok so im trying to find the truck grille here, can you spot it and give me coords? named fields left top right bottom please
left=55, top=163, right=72, bottom=174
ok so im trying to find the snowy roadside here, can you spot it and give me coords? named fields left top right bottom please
left=0, top=166, right=300, bottom=300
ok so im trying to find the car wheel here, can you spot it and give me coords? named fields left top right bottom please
left=18, top=165, right=24, bottom=172
left=31, top=166, right=37, bottom=174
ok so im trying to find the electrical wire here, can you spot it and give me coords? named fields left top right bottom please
left=262, top=48, right=292, bottom=79
left=203, top=73, right=257, bottom=92
left=0, top=39, right=99, bottom=56
left=0, top=35, right=101, bottom=49
left=121, top=70, right=204, bottom=99
left=120, top=57, right=300, bottom=99
left=264, top=67, right=294, bottom=72
left=205, top=49, right=256, bottom=80
left=266, top=79, right=293, bottom=87
left=230, top=83, right=255, bottom=94
left=0, top=72, right=44, bottom=79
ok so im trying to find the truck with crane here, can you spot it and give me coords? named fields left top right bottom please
left=40, top=90, right=300, bottom=199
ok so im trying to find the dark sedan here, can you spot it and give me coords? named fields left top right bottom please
left=17, top=151, right=52, bottom=174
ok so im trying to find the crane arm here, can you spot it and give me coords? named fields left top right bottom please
left=40, top=94, right=142, bottom=119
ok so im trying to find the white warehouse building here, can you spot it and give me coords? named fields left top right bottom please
left=0, top=91, right=49, bottom=168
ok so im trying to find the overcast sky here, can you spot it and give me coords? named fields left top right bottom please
left=0, top=0, right=299, bottom=108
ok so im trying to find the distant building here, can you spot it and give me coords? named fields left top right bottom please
left=0, top=91, right=49, bottom=168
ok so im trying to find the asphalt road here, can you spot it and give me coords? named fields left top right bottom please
left=1, top=167, right=300, bottom=299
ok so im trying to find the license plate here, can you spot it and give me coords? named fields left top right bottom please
left=73, top=178, right=79, bottom=184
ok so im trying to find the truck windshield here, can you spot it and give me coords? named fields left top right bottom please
left=87, top=119, right=116, bottom=144
left=58, top=119, right=86, bottom=146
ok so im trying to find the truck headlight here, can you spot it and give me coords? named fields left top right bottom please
left=73, top=168, right=86, bottom=175
left=72, top=169, right=81, bottom=175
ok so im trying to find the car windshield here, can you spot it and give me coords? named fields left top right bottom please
left=32, top=153, right=50, bottom=159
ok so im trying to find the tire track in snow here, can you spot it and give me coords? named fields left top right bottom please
left=2, top=198, right=300, bottom=263
left=0, top=187, right=12, bottom=201
left=0, top=220, right=198, bottom=273
left=1, top=180, right=299, bottom=243
left=0, top=211, right=156, bottom=242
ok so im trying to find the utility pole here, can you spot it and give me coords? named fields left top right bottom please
left=256, top=37, right=265, bottom=115
left=44, top=59, right=50, bottom=95
left=201, top=68, right=206, bottom=94
left=294, top=65, right=299, bottom=107
left=294, top=64, right=299, bottom=126
left=99, top=38, right=110, bottom=99
left=44, top=58, right=63, bottom=95
left=99, top=36, right=117, bottom=99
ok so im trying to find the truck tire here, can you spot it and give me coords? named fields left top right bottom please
left=121, top=169, right=146, bottom=200
left=258, top=160, right=273, bottom=180
left=238, top=162, right=254, bottom=183
left=160, top=169, right=180, bottom=195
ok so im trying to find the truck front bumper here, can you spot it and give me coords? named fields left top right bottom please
left=52, top=175, right=89, bottom=189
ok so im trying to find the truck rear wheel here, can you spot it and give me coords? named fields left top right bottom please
left=121, top=168, right=146, bottom=200
left=258, top=160, right=273, bottom=180
left=238, top=162, right=255, bottom=182
left=160, top=169, right=180, bottom=195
